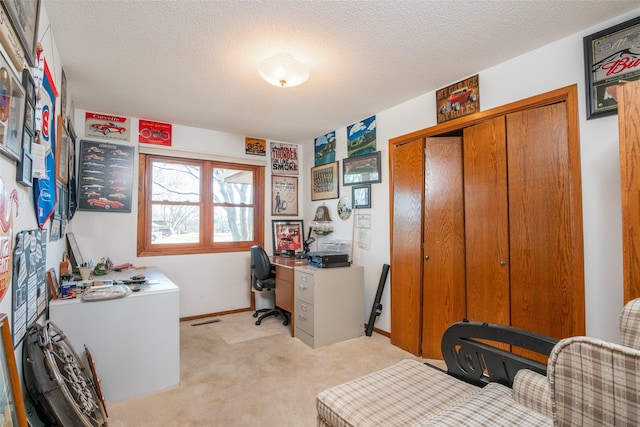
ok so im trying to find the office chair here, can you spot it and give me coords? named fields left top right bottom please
left=250, top=245, right=290, bottom=326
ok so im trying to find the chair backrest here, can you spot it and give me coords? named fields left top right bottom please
left=620, top=298, right=640, bottom=349
left=250, top=245, right=272, bottom=282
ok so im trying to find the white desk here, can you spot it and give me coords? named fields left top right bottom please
left=49, top=267, right=180, bottom=403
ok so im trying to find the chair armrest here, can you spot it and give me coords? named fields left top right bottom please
left=441, top=320, right=559, bottom=388
left=513, top=369, right=552, bottom=418
left=549, top=336, right=640, bottom=425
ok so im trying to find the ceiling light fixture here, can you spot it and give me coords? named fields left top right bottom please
left=257, top=53, right=309, bottom=88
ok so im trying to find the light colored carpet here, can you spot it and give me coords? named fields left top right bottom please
left=204, top=311, right=289, bottom=344
left=105, top=311, right=443, bottom=426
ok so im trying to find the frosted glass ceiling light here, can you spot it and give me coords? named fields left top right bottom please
left=257, top=53, right=309, bottom=88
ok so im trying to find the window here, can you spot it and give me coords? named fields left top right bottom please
left=138, top=154, right=264, bottom=256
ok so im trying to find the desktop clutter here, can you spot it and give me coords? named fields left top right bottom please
left=54, top=256, right=152, bottom=302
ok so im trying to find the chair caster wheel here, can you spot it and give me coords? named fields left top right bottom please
left=253, top=312, right=258, bottom=318
left=255, top=320, right=262, bottom=325
left=283, top=320, right=289, bottom=326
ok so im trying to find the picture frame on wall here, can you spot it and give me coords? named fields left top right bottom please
left=15, top=128, right=33, bottom=186
left=311, top=161, right=339, bottom=201
left=271, top=175, right=298, bottom=216
left=352, top=184, right=371, bottom=209
left=0, top=313, right=28, bottom=425
left=583, top=15, right=640, bottom=119
left=272, top=219, right=304, bottom=256
left=0, top=51, right=25, bottom=161
left=342, top=151, right=381, bottom=186
left=56, top=115, right=69, bottom=184
left=0, top=0, right=40, bottom=67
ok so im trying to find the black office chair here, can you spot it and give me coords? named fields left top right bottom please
left=250, top=245, right=290, bottom=326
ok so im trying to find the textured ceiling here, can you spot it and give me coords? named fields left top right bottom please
left=41, top=0, right=640, bottom=144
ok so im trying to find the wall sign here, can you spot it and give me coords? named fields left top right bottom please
left=270, top=142, right=298, bottom=175
left=77, top=139, right=135, bottom=213
left=436, top=74, right=480, bottom=124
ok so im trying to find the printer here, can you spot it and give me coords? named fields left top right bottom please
left=307, top=251, right=350, bottom=268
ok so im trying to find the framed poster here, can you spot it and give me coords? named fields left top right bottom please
left=272, top=175, right=298, bottom=216
left=0, top=0, right=39, bottom=67
left=436, top=74, right=480, bottom=124
left=584, top=16, right=640, bottom=119
left=311, top=161, right=339, bottom=201
left=0, top=51, right=25, bottom=161
left=139, top=119, right=172, bottom=146
left=343, top=151, right=381, bottom=185
left=272, top=219, right=304, bottom=255
left=77, top=139, right=134, bottom=212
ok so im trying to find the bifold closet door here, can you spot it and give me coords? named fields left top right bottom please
left=421, top=137, right=466, bottom=359
left=507, top=102, right=584, bottom=340
left=463, top=118, right=510, bottom=326
left=390, top=137, right=425, bottom=355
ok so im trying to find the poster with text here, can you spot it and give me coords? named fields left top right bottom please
left=246, top=137, right=266, bottom=156
left=272, top=175, right=298, bottom=216
left=85, top=111, right=131, bottom=141
left=270, top=142, right=298, bottom=175
left=139, top=119, right=172, bottom=146
left=77, top=140, right=134, bottom=212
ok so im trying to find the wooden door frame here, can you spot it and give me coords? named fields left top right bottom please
left=388, top=84, right=583, bottom=355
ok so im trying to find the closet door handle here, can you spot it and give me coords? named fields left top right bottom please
left=500, top=260, right=507, bottom=266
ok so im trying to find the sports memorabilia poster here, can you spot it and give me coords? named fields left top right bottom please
left=33, top=56, right=58, bottom=229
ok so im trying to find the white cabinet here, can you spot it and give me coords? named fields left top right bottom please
left=49, top=267, right=180, bottom=403
left=294, top=265, right=364, bottom=348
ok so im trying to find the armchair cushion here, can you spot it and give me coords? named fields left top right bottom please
left=620, top=298, right=640, bottom=349
left=316, top=359, right=479, bottom=427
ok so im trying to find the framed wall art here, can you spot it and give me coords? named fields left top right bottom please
left=272, top=219, right=304, bottom=255
left=584, top=16, right=640, bottom=119
left=343, top=151, right=381, bottom=185
left=78, top=139, right=134, bottom=212
left=0, top=51, right=25, bottom=161
left=311, top=161, right=339, bottom=201
left=56, top=115, right=69, bottom=184
left=352, top=184, right=371, bottom=209
left=0, top=0, right=40, bottom=67
left=436, top=74, right=480, bottom=124
left=15, top=129, right=33, bottom=186
left=0, top=313, right=28, bottom=426
left=272, top=175, right=298, bottom=216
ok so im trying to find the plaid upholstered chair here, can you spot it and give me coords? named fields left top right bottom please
left=316, top=298, right=640, bottom=426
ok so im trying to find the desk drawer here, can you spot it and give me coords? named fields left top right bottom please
left=295, top=271, right=315, bottom=304
left=276, top=265, right=294, bottom=283
left=295, top=299, right=314, bottom=335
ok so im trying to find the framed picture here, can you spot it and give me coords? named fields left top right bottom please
left=66, top=233, right=84, bottom=274
left=15, top=128, right=33, bottom=186
left=583, top=16, right=640, bottom=119
left=343, top=151, right=381, bottom=185
left=272, top=175, right=298, bottom=216
left=56, top=115, right=69, bottom=184
left=352, top=184, right=371, bottom=209
left=311, top=161, right=339, bottom=201
left=0, top=0, right=39, bottom=67
left=0, top=313, right=28, bottom=426
left=0, top=51, right=25, bottom=161
left=272, top=219, right=304, bottom=255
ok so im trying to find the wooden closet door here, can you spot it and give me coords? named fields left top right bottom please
left=619, top=80, right=640, bottom=303
left=421, top=137, right=466, bottom=358
left=463, top=118, right=510, bottom=325
left=390, top=137, right=425, bottom=355
left=507, top=102, right=584, bottom=338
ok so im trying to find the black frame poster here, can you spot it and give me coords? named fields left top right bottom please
left=12, top=229, right=47, bottom=347
left=77, top=139, right=135, bottom=212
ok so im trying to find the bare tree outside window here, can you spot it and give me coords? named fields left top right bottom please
left=138, top=154, right=263, bottom=256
